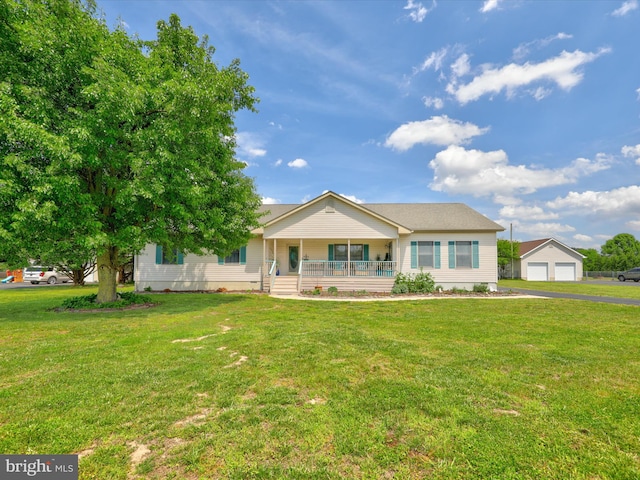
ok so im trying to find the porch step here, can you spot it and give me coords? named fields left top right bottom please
left=270, top=276, right=299, bottom=295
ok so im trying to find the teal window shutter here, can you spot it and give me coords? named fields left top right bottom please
left=328, top=244, right=334, bottom=261
left=177, top=251, right=184, bottom=265
left=435, top=241, right=441, bottom=269
left=448, top=241, right=456, bottom=268
left=156, top=245, right=163, bottom=265
left=363, top=244, right=369, bottom=261
left=410, top=242, right=417, bottom=268
left=472, top=241, right=479, bottom=268
left=240, top=246, right=247, bottom=265
left=218, top=254, right=224, bottom=265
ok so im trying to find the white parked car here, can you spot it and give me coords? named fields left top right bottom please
left=23, top=266, right=72, bottom=285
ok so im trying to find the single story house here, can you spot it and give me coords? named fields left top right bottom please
left=134, top=191, right=505, bottom=293
left=515, top=238, right=584, bottom=281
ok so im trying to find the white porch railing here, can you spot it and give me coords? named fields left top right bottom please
left=300, top=260, right=396, bottom=277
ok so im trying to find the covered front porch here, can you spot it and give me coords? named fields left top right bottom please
left=263, top=238, right=399, bottom=293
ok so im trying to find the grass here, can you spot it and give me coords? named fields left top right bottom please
left=1, top=286, right=639, bottom=479
left=499, top=279, right=640, bottom=300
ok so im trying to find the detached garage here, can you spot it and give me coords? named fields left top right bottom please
left=516, top=238, right=584, bottom=281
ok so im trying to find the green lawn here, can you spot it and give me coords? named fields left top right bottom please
left=500, top=279, right=640, bottom=300
left=1, top=286, right=638, bottom=479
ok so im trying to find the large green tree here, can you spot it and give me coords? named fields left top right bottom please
left=0, top=0, right=262, bottom=302
left=600, top=233, right=640, bottom=271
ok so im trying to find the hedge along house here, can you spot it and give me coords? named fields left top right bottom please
left=134, top=191, right=505, bottom=293
left=515, top=238, right=585, bottom=281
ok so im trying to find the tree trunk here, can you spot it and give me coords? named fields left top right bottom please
left=96, top=247, right=119, bottom=303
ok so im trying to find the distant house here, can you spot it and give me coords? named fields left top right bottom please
left=515, top=238, right=584, bottom=281
left=135, top=191, right=505, bottom=293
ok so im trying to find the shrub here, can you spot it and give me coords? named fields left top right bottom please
left=327, top=286, right=338, bottom=295
left=60, top=292, right=151, bottom=310
left=392, top=269, right=435, bottom=294
left=473, top=283, right=490, bottom=293
left=412, top=270, right=435, bottom=293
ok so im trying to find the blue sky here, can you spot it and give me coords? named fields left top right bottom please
left=98, top=0, right=640, bottom=248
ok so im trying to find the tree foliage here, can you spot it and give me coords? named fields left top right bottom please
left=600, top=233, right=640, bottom=271
left=0, top=0, right=262, bottom=302
left=497, top=239, right=519, bottom=279
left=576, top=234, right=640, bottom=272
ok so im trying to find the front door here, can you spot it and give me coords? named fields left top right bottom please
left=288, top=246, right=299, bottom=273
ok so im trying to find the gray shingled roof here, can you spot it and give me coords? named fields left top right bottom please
left=258, top=202, right=504, bottom=232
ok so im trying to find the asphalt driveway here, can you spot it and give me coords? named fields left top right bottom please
left=498, top=286, right=640, bottom=306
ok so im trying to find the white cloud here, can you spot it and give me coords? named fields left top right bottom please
left=422, top=96, right=444, bottom=109
left=262, top=197, right=280, bottom=204
left=517, top=222, right=576, bottom=237
left=531, top=87, right=552, bottom=101
left=274, top=159, right=283, bottom=167
left=451, top=54, right=471, bottom=77
left=499, top=205, right=559, bottom=220
left=448, top=48, right=611, bottom=104
left=429, top=146, right=611, bottom=198
left=480, top=0, right=503, bottom=13
left=637, top=87, right=640, bottom=100
left=627, top=220, right=640, bottom=231
left=497, top=218, right=576, bottom=239
left=622, top=144, right=640, bottom=164
left=385, top=115, right=489, bottom=151
left=288, top=158, right=308, bottom=168
left=573, top=234, right=593, bottom=243
left=612, top=0, right=638, bottom=16
left=236, top=132, right=267, bottom=158
left=418, top=48, right=448, bottom=72
left=546, top=186, right=640, bottom=217
left=494, top=194, right=523, bottom=206
left=512, top=33, right=573, bottom=61
left=404, top=0, right=435, bottom=23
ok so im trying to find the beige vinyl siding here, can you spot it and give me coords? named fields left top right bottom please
left=522, top=244, right=583, bottom=281
left=135, top=239, right=263, bottom=291
left=398, top=232, right=499, bottom=289
left=264, top=199, right=398, bottom=239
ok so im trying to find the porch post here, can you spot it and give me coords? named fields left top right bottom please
left=347, top=239, right=351, bottom=277
left=396, top=236, right=400, bottom=273
left=299, top=238, right=303, bottom=274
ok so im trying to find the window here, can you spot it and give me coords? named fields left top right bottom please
left=218, top=246, right=247, bottom=265
left=456, top=241, right=472, bottom=268
left=225, top=249, right=241, bottom=264
left=155, top=245, right=184, bottom=265
left=411, top=241, right=440, bottom=269
left=328, top=244, right=369, bottom=261
left=418, top=241, right=433, bottom=267
left=448, top=241, right=479, bottom=269
left=333, top=244, right=364, bottom=261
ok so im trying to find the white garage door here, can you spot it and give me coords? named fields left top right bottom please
left=527, top=263, right=548, bottom=281
left=555, top=263, right=576, bottom=281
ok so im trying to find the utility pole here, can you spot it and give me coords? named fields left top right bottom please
left=510, top=223, right=514, bottom=279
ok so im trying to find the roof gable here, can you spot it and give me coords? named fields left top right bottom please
left=519, top=238, right=585, bottom=259
left=254, top=192, right=505, bottom=234
left=260, top=191, right=411, bottom=233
